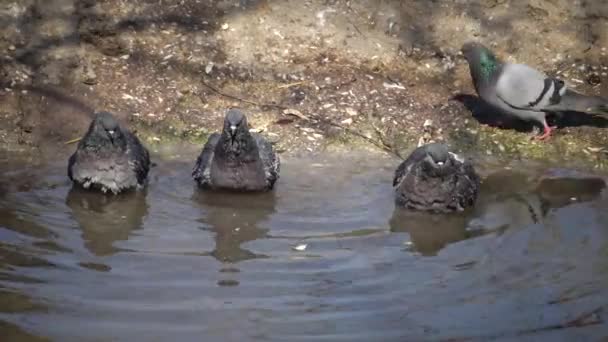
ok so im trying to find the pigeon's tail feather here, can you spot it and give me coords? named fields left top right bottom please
left=546, top=89, right=608, bottom=116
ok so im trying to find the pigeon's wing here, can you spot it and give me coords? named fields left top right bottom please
left=125, top=131, right=151, bottom=185
left=193, top=133, right=220, bottom=183
left=67, top=152, right=77, bottom=180
left=393, top=146, right=428, bottom=187
left=253, top=133, right=280, bottom=188
left=495, top=63, right=566, bottom=111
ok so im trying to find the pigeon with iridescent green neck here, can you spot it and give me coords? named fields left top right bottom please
left=461, top=42, right=608, bottom=140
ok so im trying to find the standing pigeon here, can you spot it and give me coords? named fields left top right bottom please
left=192, top=109, right=280, bottom=191
left=393, top=143, right=480, bottom=212
left=68, top=111, right=150, bottom=194
left=461, top=42, right=608, bottom=140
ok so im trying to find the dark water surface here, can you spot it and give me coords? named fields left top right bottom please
left=1, top=151, right=608, bottom=341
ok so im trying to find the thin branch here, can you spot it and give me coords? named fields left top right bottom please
left=64, top=137, right=82, bottom=144
left=277, top=81, right=307, bottom=89
left=200, top=79, right=262, bottom=107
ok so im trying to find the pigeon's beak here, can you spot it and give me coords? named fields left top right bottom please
left=229, top=125, right=237, bottom=144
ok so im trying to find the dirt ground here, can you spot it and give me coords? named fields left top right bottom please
left=1, top=0, right=608, bottom=170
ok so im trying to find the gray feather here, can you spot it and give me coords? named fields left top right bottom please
left=253, top=133, right=280, bottom=189
left=192, top=133, right=221, bottom=187
left=394, top=143, right=480, bottom=213
left=462, top=42, right=608, bottom=130
left=192, top=110, right=280, bottom=192
left=544, top=89, right=608, bottom=115
left=495, top=64, right=566, bottom=111
left=68, top=111, right=150, bottom=194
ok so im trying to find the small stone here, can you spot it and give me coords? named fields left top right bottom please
left=205, top=62, right=214, bottom=74
left=340, top=118, right=353, bottom=125
left=345, top=107, right=358, bottom=116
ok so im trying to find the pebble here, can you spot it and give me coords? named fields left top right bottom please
left=345, top=107, right=358, bottom=116
left=205, top=62, right=214, bottom=74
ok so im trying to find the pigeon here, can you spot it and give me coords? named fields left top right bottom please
left=393, top=143, right=480, bottom=212
left=461, top=42, right=608, bottom=140
left=192, top=109, right=280, bottom=191
left=68, top=111, right=150, bottom=194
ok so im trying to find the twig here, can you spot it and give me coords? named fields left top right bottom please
left=372, top=121, right=404, bottom=159
left=323, top=119, right=402, bottom=158
left=277, top=81, right=307, bottom=89
left=345, top=16, right=364, bottom=36
left=200, top=79, right=262, bottom=107
left=342, top=2, right=364, bottom=37
left=64, top=137, right=82, bottom=144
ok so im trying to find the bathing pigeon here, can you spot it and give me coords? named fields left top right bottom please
left=461, top=42, right=608, bottom=140
left=192, top=109, right=280, bottom=191
left=393, top=143, right=480, bottom=212
left=68, top=111, right=150, bottom=194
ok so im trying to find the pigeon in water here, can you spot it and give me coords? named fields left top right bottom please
left=192, top=109, right=280, bottom=191
left=68, top=111, right=150, bottom=194
left=393, top=143, right=480, bottom=212
left=461, top=42, right=608, bottom=140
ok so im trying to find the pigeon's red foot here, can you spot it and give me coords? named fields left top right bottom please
left=534, top=124, right=557, bottom=141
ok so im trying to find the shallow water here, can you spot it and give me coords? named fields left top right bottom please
left=1, top=151, right=608, bottom=341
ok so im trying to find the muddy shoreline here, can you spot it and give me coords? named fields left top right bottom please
left=1, top=0, right=608, bottom=171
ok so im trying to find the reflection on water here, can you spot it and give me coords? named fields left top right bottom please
left=66, top=187, right=149, bottom=256
left=194, top=191, right=274, bottom=264
left=536, top=176, right=606, bottom=212
left=0, top=153, right=607, bottom=341
left=388, top=210, right=471, bottom=256
left=469, top=171, right=607, bottom=235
